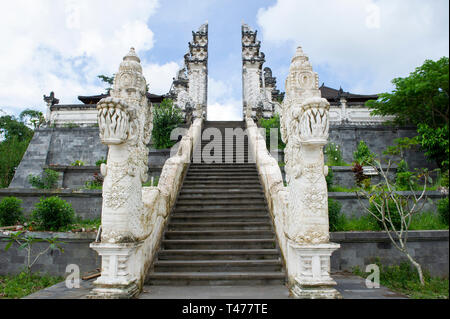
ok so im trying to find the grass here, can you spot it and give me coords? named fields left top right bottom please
left=353, top=261, right=449, bottom=299
left=24, top=217, right=101, bottom=232
left=0, top=271, right=63, bottom=299
left=333, top=211, right=448, bottom=232
left=329, top=185, right=359, bottom=192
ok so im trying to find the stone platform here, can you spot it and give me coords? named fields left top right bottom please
left=23, top=272, right=406, bottom=299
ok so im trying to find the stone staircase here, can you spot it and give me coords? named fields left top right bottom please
left=146, top=121, right=286, bottom=286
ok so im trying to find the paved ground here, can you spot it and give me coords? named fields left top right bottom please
left=24, top=272, right=407, bottom=299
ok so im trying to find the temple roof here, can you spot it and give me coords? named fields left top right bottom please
left=78, top=93, right=165, bottom=104
left=319, top=84, right=378, bottom=102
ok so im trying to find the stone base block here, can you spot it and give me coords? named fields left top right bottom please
left=87, top=281, right=140, bottom=299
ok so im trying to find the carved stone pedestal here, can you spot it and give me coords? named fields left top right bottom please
left=88, top=242, right=143, bottom=299
left=287, top=241, right=341, bottom=299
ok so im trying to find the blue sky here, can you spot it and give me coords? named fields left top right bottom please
left=0, top=0, right=448, bottom=120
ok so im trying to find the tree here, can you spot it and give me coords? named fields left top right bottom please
left=0, top=114, right=34, bottom=187
left=356, top=159, right=431, bottom=285
left=366, top=57, right=449, bottom=169
left=97, top=74, right=114, bottom=94
left=19, top=109, right=45, bottom=129
left=151, top=98, right=183, bottom=149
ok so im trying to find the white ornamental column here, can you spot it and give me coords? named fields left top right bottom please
left=280, top=47, right=340, bottom=299
left=89, top=48, right=153, bottom=298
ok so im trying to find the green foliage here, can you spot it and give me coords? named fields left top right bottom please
left=19, top=109, right=45, bottom=129
left=328, top=185, right=359, bottom=193
left=353, top=140, right=375, bottom=165
left=395, top=161, right=418, bottom=191
left=369, top=197, right=402, bottom=230
left=97, top=74, right=114, bottom=94
left=0, top=197, right=23, bottom=226
left=0, top=136, right=31, bottom=187
left=384, top=137, right=420, bottom=157
left=151, top=98, right=183, bottom=149
left=324, top=143, right=347, bottom=166
left=354, top=260, right=448, bottom=299
left=0, top=115, right=33, bottom=142
left=28, top=169, right=59, bottom=189
left=62, top=122, right=79, bottom=128
left=84, top=173, right=103, bottom=190
left=31, top=197, right=75, bottom=231
left=334, top=214, right=381, bottom=231
left=417, top=123, right=449, bottom=169
left=409, top=211, right=448, bottom=230
left=258, top=114, right=285, bottom=150
left=328, top=198, right=342, bottom=232
left=70, top=160, right=84, bottom=167
left=437, top=197, right=449, bottom=226
left=95, top=157, right=107, bottom=166
left=142, top=176, right=159, bottom=187
left=325, top=167, right=334, bottom=191
left=0, top=271, right=63, bottom=299
left=367, top=57, right=449, bottom=169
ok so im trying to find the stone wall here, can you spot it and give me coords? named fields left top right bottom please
left=10, top=126, right=172, bottom=188
left=1, top=231, right=446, bottom=277
left=0, top=232, right=100, bottom=276
left=0, top=189, right=102, bottom=220
left=330, top=230, right=449, bottom=277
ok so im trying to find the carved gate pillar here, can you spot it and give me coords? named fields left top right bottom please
left=280, top=47, right=341, bottom=298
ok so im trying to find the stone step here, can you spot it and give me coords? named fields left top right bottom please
left=174, top=206, right=267, bottom=213
left=170, top=214, right=270, bottom=223
left=153, top=260, right=283, bottom=272
left=162, top=239, right=276, bottom=250
left=179, top=188, right=264, bottom=194
left=165, top=230, right=274, bottom=240
left=157, top=249, right=281, bottom=260
left=187, top=169, right=257, bottom=174
left=189, top=164, right=256, bottom=168
left=146, top=272, right=286, bottom=286
left=175, top=203, right=267, bottom=210
left=168, top=221, right=272, bottom=231
left=184, top=176, right=260, bottom=181
left=181, top=185, right=263, bottom=190
left=176, top=199, right=266, bottom=206
left=177, top=193, right=265, bottom=200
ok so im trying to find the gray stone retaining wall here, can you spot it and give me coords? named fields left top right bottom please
left=329, top=191, right=446, bottom=218
left=330, top=230, right=449, bottom=277
left=0, top=232, right=99, bottom=276
left=0, top=231, right=447, bottom=277
left=0, top=189, right=102, bottom=220
left=0, top=189, right=446, bottom=221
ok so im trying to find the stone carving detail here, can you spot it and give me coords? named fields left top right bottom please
left=43, top=91, right=59, bottom=124
left=280, top=46, right=330, bottom=245
left=97, top=48, right=152, bottom=243
left=242, top=23, right=280, bottom=121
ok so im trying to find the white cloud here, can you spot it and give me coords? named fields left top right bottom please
left=207, top=77, right=242, bottom=121
left=143, top=62, right=180, bottom=95
left=257, top=0, right=449, bottom=93
left=0, top=0, right=182, bottom=115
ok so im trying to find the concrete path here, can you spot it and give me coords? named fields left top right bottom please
left=23, top=272, right=407, bottom=299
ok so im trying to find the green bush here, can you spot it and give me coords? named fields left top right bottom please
left=151, top=98, right=183, bottom=149
left=28, top=169, right=59, bottom=189
left=95, top=157, right=107, bottom=166
left=0, top=197, right=23, bottom=226
left=70, top=160, right=84, bottom=167
left=437, top=197, right=449, bottom=226
left=32, top=196, right=75, bottom=231
left=259, top=114, right=285, bottom=150
left=369, top=197, right=402, bottom=230
left=328, top=198, right=342, bottom=232
left=325, top=167, right=334, bottom=191
left=353, top=140, right=375, bottom=165
left=324, top=143, right=347, bottom=166
left=395, top=171, right=418, bottom=191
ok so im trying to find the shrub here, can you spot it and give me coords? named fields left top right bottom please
left=437, top=197, right=449, bottom=226
left=259, top=114, right=285, bottom=150
left=324, top=143, right=347, bottom=166
left=32, top=197, right=75, bottom=231
left=95, top=157, right=107, bottom=166
left=326, top=167, right=334, bottom=191
left=70, top=160, right=84, bottom=167
left=352, top=162, right=369, bottom=187
left=151, top=98, right=183, bottom=149
left=0, top=197, right=23, bottom=226
left=85, top=173, right=103, bottom=190
left=395, top=171, right=418, bottom=191
left=353, top=140, right=375, bottom=165
left=28, top=169, right=59, bottom=189
left=328, top=198, right=342, bottom=232
left=369, top=197, right=402, bottom=230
